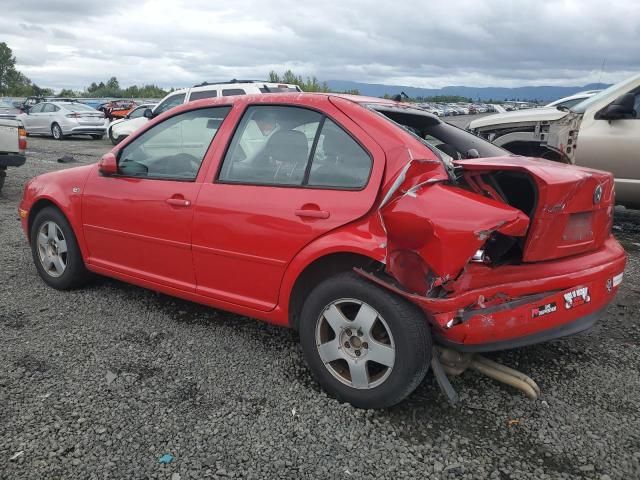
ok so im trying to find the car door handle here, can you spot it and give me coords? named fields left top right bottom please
left=166, top=197, right=191, bottom=207
left=295, top=208, right=330, bottom=219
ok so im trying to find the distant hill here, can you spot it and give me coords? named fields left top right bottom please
left=326, top=80, right=610, bottom=102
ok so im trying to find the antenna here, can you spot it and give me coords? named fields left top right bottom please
left=598, top=57, right=607, bottom=85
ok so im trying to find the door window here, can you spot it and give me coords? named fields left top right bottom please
left=218, top=106, right=371, bottom=189
left=29, top=104, right=44, bottom=113
left=117, top=107, right=231, bottom=181
left=189, top=90, right=218, bottom=101
left=42, top=103, right=57, bottom=113
left=155, top=93, right=186, bottom=115
left=128, top=106, right=146, bottom=119
left=218, top=106, right=321, bottom=186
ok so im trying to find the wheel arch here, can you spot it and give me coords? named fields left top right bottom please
left=27, top=195, right=89, bottom=261
left=287, top=251, right=384, bottom=330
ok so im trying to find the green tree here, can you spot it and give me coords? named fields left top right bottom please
left=0, top=42, right=19, bottom=95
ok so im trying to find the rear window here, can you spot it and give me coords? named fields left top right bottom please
left=222, top=89, right=246, bottom=96
left=369, top=104, right=508, bottom=161
left=63, top=103, right=97, bottom=112
left=190, top=90, right=218, bottom=101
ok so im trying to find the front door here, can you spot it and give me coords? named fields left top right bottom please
left=82, top=106, right=231, bottom=291
left=192, top=103, right=384, bottom=311
left=576, top=87, right=640, bottom=205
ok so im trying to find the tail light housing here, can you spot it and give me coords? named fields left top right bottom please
left=66, top=113, right=81, bottom=118
left=18, top=126, right=27, bottom=154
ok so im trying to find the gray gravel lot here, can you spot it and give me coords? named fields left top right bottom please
left=1, top=118, right=639, bottom=479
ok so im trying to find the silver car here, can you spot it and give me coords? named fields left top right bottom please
left=0, top=100, right=21, bottom=120
left=19, top=101, right=108, bottom=140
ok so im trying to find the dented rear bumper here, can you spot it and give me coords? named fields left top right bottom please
left=357, top=236, right=626, bottom=352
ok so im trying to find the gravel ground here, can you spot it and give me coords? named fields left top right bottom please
left=1, top=126, right=639, bottom=480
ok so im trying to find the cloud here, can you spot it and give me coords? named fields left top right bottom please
left=2, top=0, right=639, bottom=91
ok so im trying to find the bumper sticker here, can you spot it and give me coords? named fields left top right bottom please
left=613, top=272, right=623, bottom=287
left=532, top=302, right=557, bottom=318
left=564, top=287, right=590, bottom=310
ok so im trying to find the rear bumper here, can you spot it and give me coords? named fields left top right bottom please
left=358, top=236, right=626, bottom=351
left=0, top=153, right=26, bottom=168
left=63, top=126, right=107, bottom=135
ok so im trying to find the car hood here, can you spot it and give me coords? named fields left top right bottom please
left=469, top=108, right=569, bottom=129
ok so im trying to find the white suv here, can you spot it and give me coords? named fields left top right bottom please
left=109, top=80, right=301, bottom=143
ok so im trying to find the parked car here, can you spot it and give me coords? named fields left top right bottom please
left=0, top=118, right=26, bottom=192
left=545, top=90, right=601, bottom=109
left=18, top=96, right=77, bottom=113
left=18, top=101, right=108, bottom=140
left=107, top=103, right=157, bottom=145
left=0, top=100, right=21, bottom=119
left=19, top=93, right=626, bottom=408
left=468, top=73, right=640, bottom=208
left=97, top=99, right=138, bottom=120
left=109, top=80, right=302, bottom=144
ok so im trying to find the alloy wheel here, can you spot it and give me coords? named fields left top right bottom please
left=315, top=298, right=395, bottom=389
left=36, top=221, right=68, bottom=277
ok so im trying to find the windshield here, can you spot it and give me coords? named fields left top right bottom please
left=570, top=82, right=622, bottom=113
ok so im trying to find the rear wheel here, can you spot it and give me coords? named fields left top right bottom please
left=51, top=123, right=64, bottom=140
left=299, top=272, right=431, bottom=409
left=91, top=134, right=104, bottom=140
left=30, top=207, right=91, bottom=290
left=0, top=167, right=6, bottom=192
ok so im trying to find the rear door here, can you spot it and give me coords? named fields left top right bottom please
left=82, top=106, right=231, bottom=291
left=192, top=100, right=385, bottom=311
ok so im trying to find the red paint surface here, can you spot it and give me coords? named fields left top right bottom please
left=19, top=93, right=627, bottom=350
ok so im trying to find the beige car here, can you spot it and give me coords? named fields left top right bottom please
left=469, top=74, right=640, bottom=209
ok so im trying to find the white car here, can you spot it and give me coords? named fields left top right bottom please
left=107, top=103, right=157, bottom=145
left=18, top=101, right=108, bottom=140
left=545, top=90, right=601, bottom=109
left=468, top=74, right=640, bottom=208
left=109, top=80, right=302, bottom=144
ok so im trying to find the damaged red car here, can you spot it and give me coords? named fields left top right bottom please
left=19, top=93, right=626, bottom=408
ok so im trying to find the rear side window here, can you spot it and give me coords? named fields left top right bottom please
left=189, top=90, right=218, bottom=101
left=222, top=89, right=246, bottom=97
left=43, top=104, right=57, bottom=113
left=307, top=119, right=371, bottom=188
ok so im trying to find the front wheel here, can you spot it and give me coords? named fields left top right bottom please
left=299, top=272, right=432, bottom=409
left=51, top=123, right=64, bottom=140
left=30, top=207, right=91, bottom=290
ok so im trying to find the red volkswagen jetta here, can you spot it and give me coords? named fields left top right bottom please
left=19, top=93, right=626, bottom=408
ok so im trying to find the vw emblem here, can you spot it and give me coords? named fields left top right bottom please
left=593, top=184, right=603, bottom=204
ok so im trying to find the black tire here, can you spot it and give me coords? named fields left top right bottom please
left=299, top=272, right=431, bottom=409
left=51, top=123, right=64, bottom=140
left=0, top=168, right=6, bottom=192
left=91, top=134, right=104, bottom=140
left=30, top=207, right=91, bottom=290
left=108, top=128, right=121, bottom=145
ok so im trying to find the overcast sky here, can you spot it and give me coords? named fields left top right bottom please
left=2, top=0, right=639, bottom=92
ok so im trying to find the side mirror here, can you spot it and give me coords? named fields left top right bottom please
left=596, top=93, right=636, bottom=120
left=143, top=108, right=154, bottom=119
left=98, top=152, right=118, bottom=176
